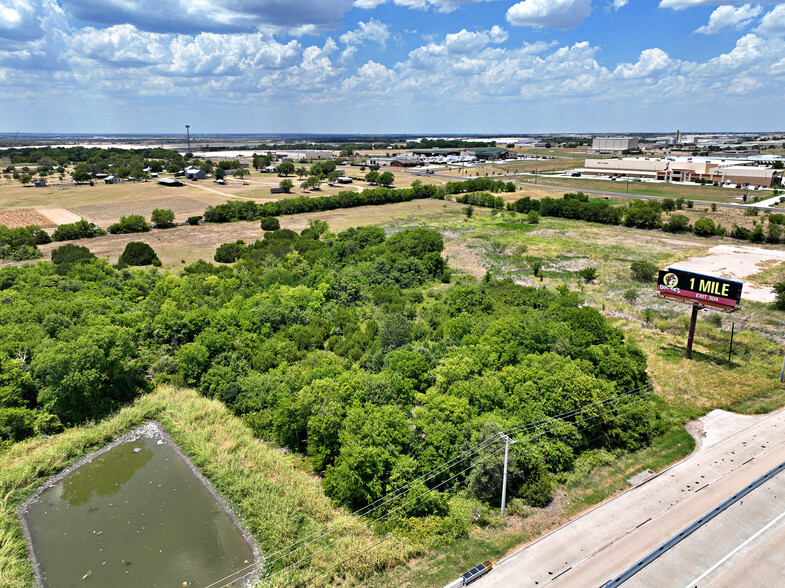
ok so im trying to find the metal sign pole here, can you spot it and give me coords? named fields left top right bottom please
left=685, top=304, right=700, bottom=360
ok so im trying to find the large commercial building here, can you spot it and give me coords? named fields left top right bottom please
left=589, top=137, right=640, bottom=154
left=583, top=157, right=782, bottom=187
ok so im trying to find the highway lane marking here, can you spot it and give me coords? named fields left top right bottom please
left=682, top=506, right=785, bottom=588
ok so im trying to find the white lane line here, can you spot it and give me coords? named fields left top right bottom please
left=683, top=506, right=785, bottom=588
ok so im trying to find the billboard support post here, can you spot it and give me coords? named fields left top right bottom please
left=685, top=304, right=700, bottom=360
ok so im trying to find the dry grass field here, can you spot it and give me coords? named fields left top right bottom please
left=36, top=198, right=463, bottom=266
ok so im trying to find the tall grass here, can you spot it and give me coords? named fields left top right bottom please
left=0, top=387, right=417, bottom=587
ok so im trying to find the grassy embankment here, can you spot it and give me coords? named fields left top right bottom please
left=0, top=387, right=419, bottom=588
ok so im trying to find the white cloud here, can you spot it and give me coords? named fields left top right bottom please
left=661, top=0, right=782, bottom=9
left=0, top=0, right=65, bottom=46
left=340, top=19, right=391, bottom=50
left=342, top=60, right=397, bottom=92
left=353, top=0, right=497, bottom=12
left=506, top=0, right=593, bottom=30
left=612, top=0, right=629, bottom=9
left=757, top=5, right=785, bottom=35
left=694, top=5, right=762, bottom=34
left=613, top=48, right=674, bottom=78
left=59, top=0, right=354, bottom=34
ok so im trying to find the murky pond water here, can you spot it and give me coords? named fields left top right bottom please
left=20, top=423, right=258, bottom=588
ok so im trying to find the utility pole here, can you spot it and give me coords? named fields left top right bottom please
left=500, top=432, right=516, bottom=517
left=185, top=124, right=191, bottom=153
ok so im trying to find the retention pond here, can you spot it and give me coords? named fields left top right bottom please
left=19, top=422, right=259, bottom=587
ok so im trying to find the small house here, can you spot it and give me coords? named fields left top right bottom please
left=184, top=166, right=207, bottom=180
left=104, top=176, right=122, bottom=184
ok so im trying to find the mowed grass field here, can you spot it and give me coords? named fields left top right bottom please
left=517, top=175, right=759, bottom=203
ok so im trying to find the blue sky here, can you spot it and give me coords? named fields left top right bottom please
left=2, top=0, right=785, bottom=134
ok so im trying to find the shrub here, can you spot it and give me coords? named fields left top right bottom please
left=578, top=266, right=598, bottom=283
left=51, top=243, right=95, bottom=265
left=750, top=224, right=765, bottom=243
left=527, top=210, right=540, bottom=224
left=663, top=213, right=689, bottom=233
left=187, top=216, right=201, bottom=225
left=118, top=241, right=159, bottom=266
left=52, top=219, right=105, bottom=241
left=769, top=213, right=785, bottom=225
left=151, top=208, right=175, bottom=228
left=766, top=223, right=782, bottom=244
left=630, top=260, right=658, bottom=282
left=107, top=215, right=150, bottom=234
left=693, top=218, right=717, bottom=237
left=214, top=240, right=246, bottom=263
left=774, top=281, right=785, bottom=311
left=730, top=225, right=750, bottom=240
left=623, top=288, right=638, bottom=302
left=260, top=217, right=281, bottom=231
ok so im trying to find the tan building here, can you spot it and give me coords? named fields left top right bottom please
left=583, top=157, right=782, bottom=187
left=589, top=137, right=640, bottom=154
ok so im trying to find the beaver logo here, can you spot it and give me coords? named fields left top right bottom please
left=663, top=272, right=678, bottom=288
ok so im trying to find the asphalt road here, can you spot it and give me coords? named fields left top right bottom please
left=469, top=408, right=785, bottom=588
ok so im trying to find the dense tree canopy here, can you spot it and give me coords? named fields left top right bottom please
left=0, top=222, right=656, bottom=542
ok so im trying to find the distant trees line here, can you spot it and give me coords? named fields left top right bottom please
left=506, top=192, right=784, bottom=244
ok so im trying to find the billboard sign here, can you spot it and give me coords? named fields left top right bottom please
left=657, top=268, right=743, bottom=310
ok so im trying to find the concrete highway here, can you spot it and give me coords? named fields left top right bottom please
left=627, top=471, right=785, bottom=587
left=469, top=408, right=785, bottom=588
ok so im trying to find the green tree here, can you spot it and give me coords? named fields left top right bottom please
left=277, top=162, right=295, bottom=176
left=693, top=218, right=717, bottom=237
left=377, top=171, right=394, bottom=187
left=365, top=170, right=380, bottom=184
left=279, top=179, right=294, bottom=193
left=118, top=241, right=160, bottom=266
left=327, top=171, right=341, bottom=185
left=151, top=208, right=175, bottom=229
left=19, top=174, right=33, bottom=186
left=233, top=168, right=250, bottom=180
left=33, top=327, right=149, bottom=425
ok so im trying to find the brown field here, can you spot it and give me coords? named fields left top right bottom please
left=0, top=208, right=55, bottom=228
left=36, top=199, right=463, bottom=267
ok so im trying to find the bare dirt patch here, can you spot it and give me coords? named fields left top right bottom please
left=0, top=208, right=54, bottom=228
left=73, top=196, right=211, bottom=226
left=37, top=208, right=82, bottom=225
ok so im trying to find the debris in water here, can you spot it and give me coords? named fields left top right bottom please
left=81, top=570, right=92, bottom=580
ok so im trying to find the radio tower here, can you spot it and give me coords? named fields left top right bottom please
left=185, top=125, right=191, bottom=152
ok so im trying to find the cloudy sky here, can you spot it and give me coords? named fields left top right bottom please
left=2, top=0, right=785, bottom=134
